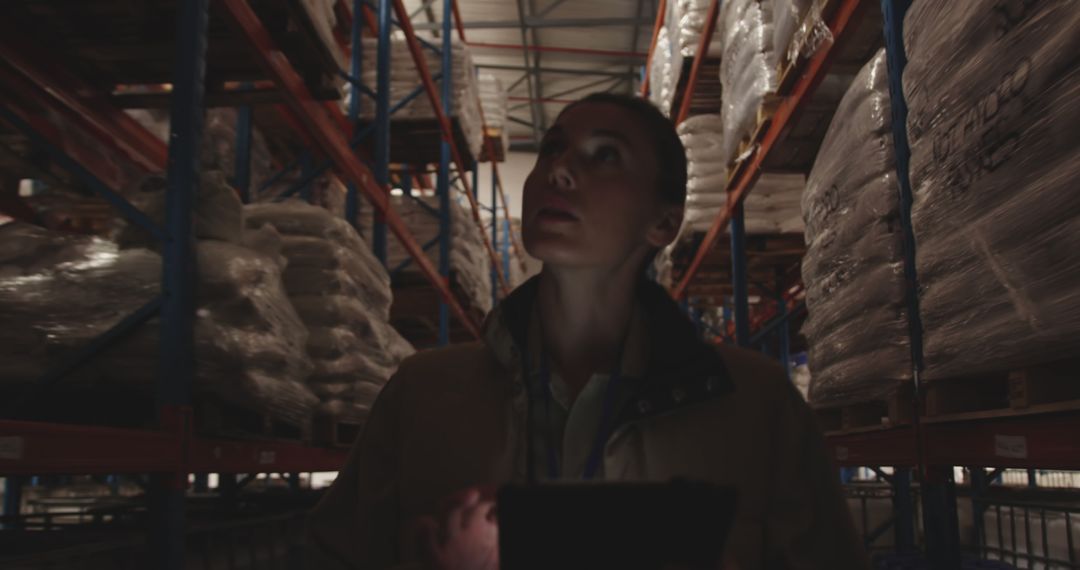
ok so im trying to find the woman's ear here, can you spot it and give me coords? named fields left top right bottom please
left=646, top=205, right=684, bottom=248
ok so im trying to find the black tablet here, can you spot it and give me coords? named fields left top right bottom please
left=497, top=480, right=737, bottom=570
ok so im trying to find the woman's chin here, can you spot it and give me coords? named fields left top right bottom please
left=523, top=236, right=594, bottom=267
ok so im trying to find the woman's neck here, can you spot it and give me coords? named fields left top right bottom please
left=536, top=263, right=641, bottom=397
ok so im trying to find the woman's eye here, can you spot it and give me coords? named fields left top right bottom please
left=539, top=140, right=562, bottom=157
left=592, top=145, right=621, bottom=163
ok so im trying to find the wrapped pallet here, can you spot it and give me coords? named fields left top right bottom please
left=478, top=74, right=510, bottom=155
left=647, top=25, right=679, bottom=117
left=0, top=222, right=318, bottom=428
left=772, top=0, right=832, bottom=70
left=802, top=49, right=910, bottom=407
left=245, top=201, right=414, bottom=426
left=356, top=38, right=484, bottom=160
left=904, top=0, right=1080, bottom=380
left=673, top=0, right=724, bottom=58
left=363, top=194, right=493, bottom=314
left=125, top=108, right=276, bottom=198
left=718, top=0, right=779, bottom=166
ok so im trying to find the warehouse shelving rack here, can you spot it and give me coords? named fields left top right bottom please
left=644, top=0, right=1080, bottom=566
left=0, top=0, right=527, bottom=566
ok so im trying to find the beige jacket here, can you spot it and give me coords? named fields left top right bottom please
left=308, top=278, right=868, bottom=569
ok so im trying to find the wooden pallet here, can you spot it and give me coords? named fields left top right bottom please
left=312, top=413, right=366, bottom=448
left=390, top=270, right=487, bottom=348
left=193, top=396, right=312, bottom=443
left=923, top=360, right=1080, bottom=423
left=478, top=130, right=506, bottom=163
left=814, top=381, right=914, bottom=435
left=357, top=117, right=477, bottom=168
left=728, top=94, right=783, bottom=175
left=774, top=0, right=838, bottom=94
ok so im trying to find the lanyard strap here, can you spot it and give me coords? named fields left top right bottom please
left=535, top=342, right=626, bottom=481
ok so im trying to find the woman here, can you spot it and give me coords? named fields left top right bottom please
left=308, top=93, right=868, bottom=569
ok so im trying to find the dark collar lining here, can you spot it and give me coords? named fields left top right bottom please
left=497, top=275, right=734, bottom=423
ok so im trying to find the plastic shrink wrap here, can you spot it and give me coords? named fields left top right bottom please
left=673, top=0, right=723, bottom=58
left=362, top=194, right=494, bottom=314
left=125, top=108, right=276, bottom=199
left=772, top=0, right=832, bottom=69
left=648, top=25, right=678, bottom=117
left=353, top=38, right=484, bottom=160
left=115, top=171, right=245, bottom=249
left=0, top=222, right=318, bottom=426
left=801, top=49, right=910, bottom=407
left=478, top=74, right=510, bottom=152
left=904, top=0, right=1080, bottom=380
left=718, top=0, right=779, bottom=166
left=244, top=201, right=413, bottom=424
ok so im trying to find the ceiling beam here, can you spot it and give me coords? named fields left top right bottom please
left=411, top=17, right=652, bottom=30
left=476, top=64, right=637, bottom=78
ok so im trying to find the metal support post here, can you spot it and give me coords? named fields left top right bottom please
left=970, top=467, right=988, bottom=558
left=373, top=0, right=392, bottom=264
left=437, top=0, right=453, bottom=345
left=730, top=203, right=750, bottom=346
left=402, top=169, right=413, bottom=196
left=471, top=165, right=479, bottom=202
left=775, top=268, right=790, bottom=380
left=157, top=1, right=209, bottom=567
left=234, top=100, right=253, bottom=203
left=491, top=162, right=499, bottom=307
left=502, top=218, right=511, bottom=285
left=922, top=466, right=961, bottom=569
left=193, top=474, right=209, bottom=493
left=2, top=476, right=24, bottom=530
left=893, top=467, right=915, bottom=551
left=345, top=0, right=365, bottom=230
left=299, top=152, right=314, bottom=202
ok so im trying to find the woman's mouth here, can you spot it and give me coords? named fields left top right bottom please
left=536, top=207, right=579, bottom=223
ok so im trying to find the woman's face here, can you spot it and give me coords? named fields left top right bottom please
left=522, top=102, right=681, bottom=269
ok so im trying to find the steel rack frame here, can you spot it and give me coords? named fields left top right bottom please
left=642, top=0, right=1080, bottom=567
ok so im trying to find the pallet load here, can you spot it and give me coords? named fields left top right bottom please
left=801, top=49, right=910, bottom=408
left=365, top=194, right=494, bottom=315
left=125, top=108, right=276, bottom=200
left=672, top=0, right=723, bottom=58
left=647, top=24, right=678, bottom=117
left=772, top=0, right=831, bottom=72
left=904, top=1, right=1080, bottom=382
left=478, top=74, right=510, bottom=160
left=0, top=173, right=318, bottom=433
left=357, top=37, right=484, bottom=161
left=245, top=201, right=414, bottom=441
left=677, top=113, right=805, bottom=236
left=718, top=0, right=779, bottom=166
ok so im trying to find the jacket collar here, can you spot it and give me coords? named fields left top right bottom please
left=482, top=275, right=734, bottom=421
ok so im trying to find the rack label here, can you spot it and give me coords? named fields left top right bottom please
left=994, top=435, right=1027, bottom=459
left=0, top=436, right=24, bottom=460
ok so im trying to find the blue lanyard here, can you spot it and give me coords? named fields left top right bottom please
left=535, top=343, right=626, bottom=481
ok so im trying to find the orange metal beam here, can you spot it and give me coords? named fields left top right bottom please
left=673, top=0, right=719, bottom=126
left=672, top=0, right=867, bottom=299
left=219, top=0, right=481, bottom=338
left=640, top=0, right=668, bottom=97
left=390, top=0, right=511, bottom=294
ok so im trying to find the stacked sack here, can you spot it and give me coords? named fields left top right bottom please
left=125, top=108, right=276, bottom=199
left=904, top=1, right=1080, bottom=380
left=772, top=0, right=831, bottom=69
left=802, top=49, right=909, bottom=407
left=478, top=74, right=510, bottom=154
left=647, top=25, right=678, bottom=117
left=677, top=114, right=727, bottom=234
left=356, top=37, right=484, bottom=160
left=718, top=0, right=779, bottom=166
left=672, top=0, right=724, bottom=58
left=0, top=173, right=318, bottom=426
left=364, top=194, right=493, bottom=314
left=245, top=201, right=414, bottom=426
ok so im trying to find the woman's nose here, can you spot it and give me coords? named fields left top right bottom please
left=548, top=161, right=576, bottom=191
